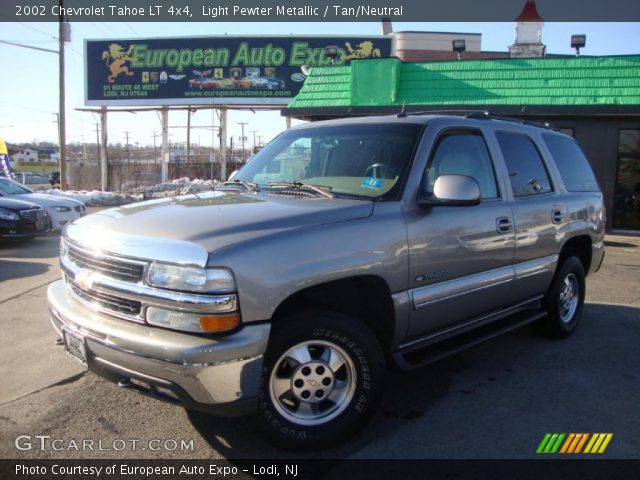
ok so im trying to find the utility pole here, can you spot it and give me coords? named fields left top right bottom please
left=124, top=131, right=131, bottom=163
left=250, top=130, right=257, bottom=153
left=210, top=107, right=215, bottom=180
left=161, top=107, right=169, bottom=183
left=238, top=122, right=247, bottom=163
left=58, top=1, right=67, bottom=190
left=100, top=106, right=108, bottom=191
left=151, top=131, right=158, bottom=160
left=186, top=107, right=191, bottom=163
left=219, top=108, right=227, bottom=180
left=95, top=122, right=100, bottom=163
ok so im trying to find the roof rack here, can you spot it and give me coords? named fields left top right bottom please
left=466, top=112, right=559, bottom=131
left=397, top=109, right=489, bottom=118
left=397, top=109, right=559, bottom=131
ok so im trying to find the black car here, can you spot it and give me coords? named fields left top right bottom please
left=49, top=171, right=60, bottom=186
left=0, top=197, right=51, bottom=239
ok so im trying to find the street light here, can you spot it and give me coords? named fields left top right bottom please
left=325, top=45, right=339, bottom=65
left=452, top=39, right=466, bottom=60
left=571, top=34, right=586, bottom=56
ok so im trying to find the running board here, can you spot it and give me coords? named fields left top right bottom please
left=392, top=310, right=547, bottom=371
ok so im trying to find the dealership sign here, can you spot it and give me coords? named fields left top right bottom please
left=85, top=36, right=393, bottom=106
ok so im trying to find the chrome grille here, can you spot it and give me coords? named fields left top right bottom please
left=68, top=278, right=142, bottom=318
left=20, top=208, right=47, bottom=222
left=66, top=243, right=146, bottom=283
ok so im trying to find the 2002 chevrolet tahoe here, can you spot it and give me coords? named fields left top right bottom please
left=48, top=114, right=605, bottom=449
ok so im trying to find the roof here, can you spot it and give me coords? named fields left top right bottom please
left=285, top=56, right=640, bottom=117
left=515, top=0, right=543, bottom=22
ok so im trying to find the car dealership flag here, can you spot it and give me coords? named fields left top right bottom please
left=0, top=138, right=14, bottom=179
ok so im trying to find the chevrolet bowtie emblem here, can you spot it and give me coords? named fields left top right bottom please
left=75, top=269, right=95, bottom=291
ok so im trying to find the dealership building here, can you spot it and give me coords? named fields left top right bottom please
left=284, top=3, right=640, bottom=231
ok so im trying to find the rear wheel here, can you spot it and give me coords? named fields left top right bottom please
left=256, top=311, right=385, bottom=450
left=537, top=256, right=586, bottom=338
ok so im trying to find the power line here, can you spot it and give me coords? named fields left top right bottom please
left=122, top=23, right=140, bottom=38
left=90, top=22, right=112, bottom=38
left=0, top=100, right=55, bottom=114
left=19, top=22, right=57, bottom=40
left=0, top=39, right=58, bottom=54
left=100, top=23, right=120, bottom=38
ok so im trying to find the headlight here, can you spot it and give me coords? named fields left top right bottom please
left=146, top=262, right=235, bottom=293
left=0, top=207, right=19, bottom=221
left=53, top=206, right=72, bottom=212
left=146, top=307, right=240, bottom=333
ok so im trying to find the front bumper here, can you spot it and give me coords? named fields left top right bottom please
left=0, top=218, right=49, bottom=238
left=47, top=279, right=270, bottom=416
left=48, top=209, right=82, bottom=231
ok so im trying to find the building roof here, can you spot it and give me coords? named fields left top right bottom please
left=285, top=56, right=640, bottom=117
left=515, top=0, right=543, bottom=22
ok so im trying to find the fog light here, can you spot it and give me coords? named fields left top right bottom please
left=146, top=307, right=239, bottom=333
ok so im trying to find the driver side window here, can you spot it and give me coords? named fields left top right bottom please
left=426, top=131, right=499, bottom=199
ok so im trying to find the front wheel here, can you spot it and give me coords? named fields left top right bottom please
left=537, top=256, right=586, bottom=338
left=256, top=311, right=385, bottom=450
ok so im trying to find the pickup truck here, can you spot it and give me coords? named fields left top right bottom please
left=48, top=114, right=605, bottom=449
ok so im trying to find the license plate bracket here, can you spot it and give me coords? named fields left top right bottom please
left=63, top=330, right=88, bottom=367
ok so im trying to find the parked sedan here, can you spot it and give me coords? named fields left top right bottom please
left=0, top=177, right=86, bottom=232
left=0, top=197, right=50, bottom=239
left=15, top=172, right=51, bottom=189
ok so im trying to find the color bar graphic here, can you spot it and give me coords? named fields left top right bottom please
left=537, top=433, right=613, bottom=454
left=536, top=433, right=565, bottom=453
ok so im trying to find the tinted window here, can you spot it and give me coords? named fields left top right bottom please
left=542, top=134, right=599, bottom=192
left=496, top=132, right=552, bottom=197
left=427, top=132, right=498, bottom=199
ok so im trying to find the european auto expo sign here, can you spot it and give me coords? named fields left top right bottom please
left=85, top=36, right=393, bottom=106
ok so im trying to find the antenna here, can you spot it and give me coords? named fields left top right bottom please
left=397, top=101, right=407, bottom=117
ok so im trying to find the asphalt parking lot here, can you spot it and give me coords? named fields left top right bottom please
left=0, top=232, right=638, bottom=460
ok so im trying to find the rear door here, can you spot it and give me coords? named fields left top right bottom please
left=493, top=130, right=562, bottom=301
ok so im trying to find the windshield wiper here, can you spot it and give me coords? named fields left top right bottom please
left=221, top=179, right=259, bottom=192
left=268, top=181, right=334, bottom=199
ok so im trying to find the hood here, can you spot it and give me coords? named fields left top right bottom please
left=66, top=190, right=373, bottom=258
left=11, top=193, right=84, bottom=207
left=0, top=196, right=41, bottom=211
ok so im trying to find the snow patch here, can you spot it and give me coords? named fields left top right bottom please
left=40, top=177, right=223, bottom=206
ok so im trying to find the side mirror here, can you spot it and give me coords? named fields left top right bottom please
left=418, top=174, right=481, bottom=208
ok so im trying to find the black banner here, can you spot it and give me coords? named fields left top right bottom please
left=2, top=459, right=640, bottom=480
left=85, top=36, right=392, bottom=106
left=2, top=0, right=640, bottom=21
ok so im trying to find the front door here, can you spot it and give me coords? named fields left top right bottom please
left=405, top=128, right=515, bottom=339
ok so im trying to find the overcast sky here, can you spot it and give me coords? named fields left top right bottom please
left=1, top=21, right=639, bottom=149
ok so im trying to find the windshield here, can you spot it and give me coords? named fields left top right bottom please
left=0, top=178, right=33, bottom=195
left=233, top=123, right=423, bottom=199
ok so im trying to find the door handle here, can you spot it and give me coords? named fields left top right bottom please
left=496, top=217, right=513, bottom=234
left=552, top=209, right=563, bottom=224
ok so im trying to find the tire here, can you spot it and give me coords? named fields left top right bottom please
left=256, top=311, right=385, bottom=450
left=537, top=256, right=586, bottom=339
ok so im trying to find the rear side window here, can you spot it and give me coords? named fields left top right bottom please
left=496, top=132, right=552, bottom=197
left=542, top=134, right=599, bottom=192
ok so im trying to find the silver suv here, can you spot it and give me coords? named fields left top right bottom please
left=48, top=114, right=605, bottom=449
